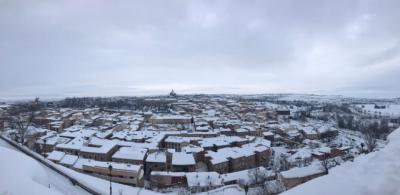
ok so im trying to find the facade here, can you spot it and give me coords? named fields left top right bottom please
left=112, top=147, right=148, bottom=165
left=171, top=152, right=196, bottom=172
left=279, top=164, right=326, bottom=188
left=150, top=172, right=186, bottom=188
left=145, top=151, right=168, bottom=174
left=82, top=160, right=144, bottom=186
left=148, top=115, right=192, bottom=125
left=79, top=142, right=119, bottom=161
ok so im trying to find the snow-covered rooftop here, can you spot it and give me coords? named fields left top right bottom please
left=112, top=147, right=147, bottom=161
left=146, top=151, right=167, bottom=163
left=172, top=152, right=195, bottom=165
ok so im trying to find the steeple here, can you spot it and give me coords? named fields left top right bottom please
left=169, top=89, right=177, bottom=97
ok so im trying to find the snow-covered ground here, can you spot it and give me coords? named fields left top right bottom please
left=282, top=127, right=400, bottom=195
left=0, top=139, right=163, bottom=195
left=0, top=139, right=89, bottom=195
left=198, top=185, right=244, bottom=195
left=357, top=104, right=400, bottom=117
left=277, top=94, right=344, bottom=103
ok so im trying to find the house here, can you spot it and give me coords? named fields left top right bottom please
left=46, top=150, right=66, bottom=163
left=59, top=154, right=78, bottom=168
left=317, top=126, right=339, bottom=140
left=171, top=152, right=196, bottom=172
left=185, top=172, right=223, bottom=193
left=162, top=136, right=201, bottom=152
left=205, top=146, right=257, bottom=173
left=206, top=155, right=229, bottom=173
left=150, top=171, right=186, bottom=188
left=145, top=151, right=168, bottom=174
left=253, top=145, right=271, bottom=167
left=148, top=115, right=192, bottom=125
left=279, top=163, right=326, bottom=188
left=81, top=160, right=144, bottom=186
left=301, top=127, right=318, bottom=140
left=55, top=137, right=86, bottom=155
left=276, top=109, right=291, bottom=121
left=35, top=133, right=70, bottom=154
left=112, top=147, right=147, bottom=165
left=312, top=147, right=331, bottom=160
left=287, top=148, right=313, bottom=167
left=263, top=131, right=275, bottom=141
left=79, top=141, right=119, bottom=161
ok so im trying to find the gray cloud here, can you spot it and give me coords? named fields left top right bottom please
left=0, top=0, right=400, bottom=99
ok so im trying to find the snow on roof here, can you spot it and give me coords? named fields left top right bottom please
left=242, top=137, right=271, bottom=148
left=63, top=125, right=84, bottom=132
left=59, top=129, right=96, bottom=139
left=164, top=136, right=201, bottom=143
left=83, top=159, right=141, bottom=172
left=55, top=137, right=86, bottom=150
left=151, top=171, right=186, bottom=177
left=151, top=114, right=191, bottom=120
left=95, top=130, right=113, bottom=139
left=47, top=151, right=66, bottom=162
left=146, top=151, right=167, bottom=163
left=288, top=148, right=312, bottom=162
left=288, top=130, right=301, bottom=137
left=112, top=147, right=147, bottom=161
left=205, top=146, right=256, bottom=164
left=263, top=131, right=274, bottom=136
left=72, top=158, right=91, bottom=170
left=317, top=125, right=337, bottom=133
left=199, top=135, right=253, bottom=148
left=172, top=152, right=195, bottom=165
left=37, top=134, right=70, bottom=146
left=222, top=167, right=275, bottom=184
left=302, top=126, right=318, bottom=135
left=182, top=144, right=204, bottom=153
left=80, top=141, right=117, bottom=154
left=185, top=172, right=223, bottom=187
left=280, top=163, right=324, bottom=179
left=318, top=146, right=331, bottom=154
left=59, top=154, right=78, bottom=166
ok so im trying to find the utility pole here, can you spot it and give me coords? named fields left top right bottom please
left=108, top=164, right=113, bottom=195
left=42, top=139, right=47, bottom=157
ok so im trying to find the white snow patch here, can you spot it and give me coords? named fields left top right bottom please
left=282, top=127, right=400, bottom=195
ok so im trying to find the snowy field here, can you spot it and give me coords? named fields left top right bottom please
left=357, top=104, right=400, bottom=117
left=282, top=127, right=400, bottom=195
left=277, top=94, right=344, bottom=103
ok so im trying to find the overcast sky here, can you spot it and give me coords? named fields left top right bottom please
left=1, top=0, right=400, bottom=99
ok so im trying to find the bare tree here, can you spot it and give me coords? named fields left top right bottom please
left=320, top=153, right=330, bottom=174
left=247, top=168, right=269, bottom=195
left=248, top=167, right=268, bottom=185
left=363, top=128, right=377, bottom=153
left=8, top=98, right=41, bottom=144
left=177, top=187, right=190, bottom=195
left=273, top=154, right=290, bottom=172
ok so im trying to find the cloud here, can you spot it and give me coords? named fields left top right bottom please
left=0, top=0, right=399, bottom=99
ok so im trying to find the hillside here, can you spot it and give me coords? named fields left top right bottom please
left=0, top=140, right=89, bottom=195
left=0, top=139, right=162, bottom=195
left=282, top=127, right=400, bottom=195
